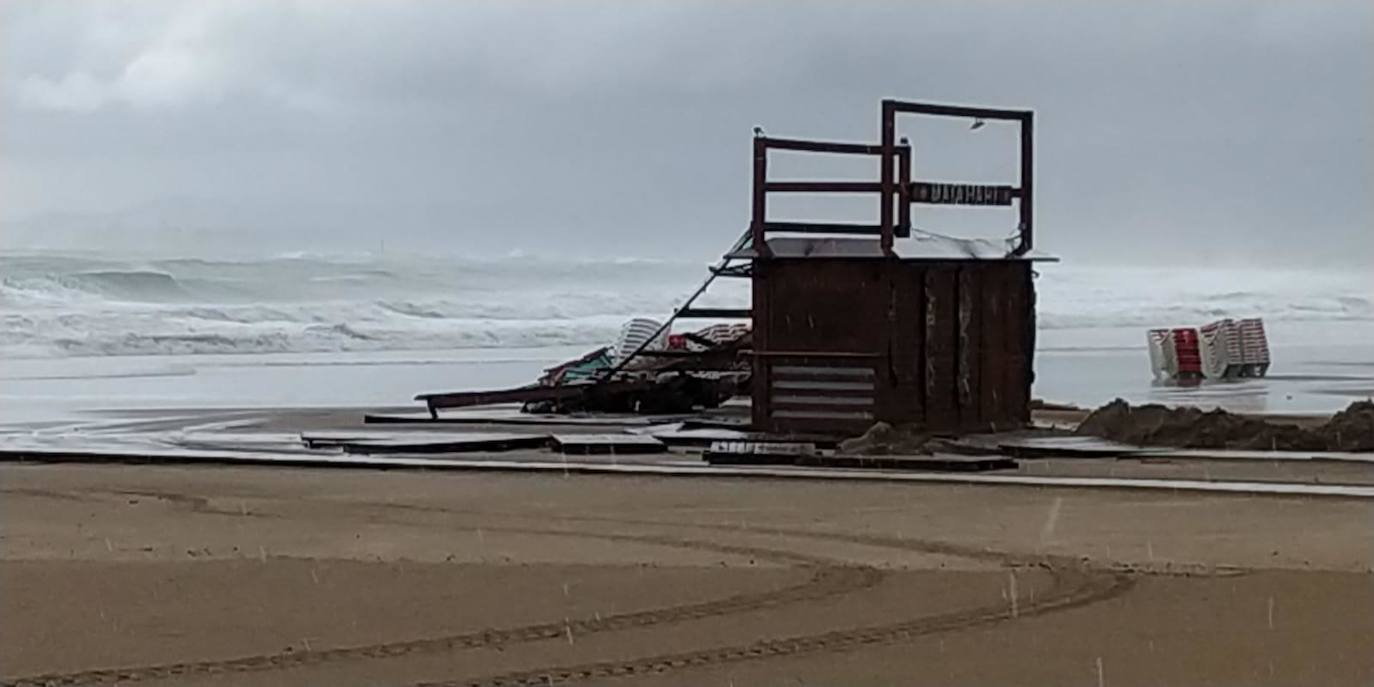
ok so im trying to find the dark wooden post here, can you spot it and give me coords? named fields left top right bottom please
left=752, top=135, right=769, bottom=258
left=897, top=142, right=911, bottom=238
left=879, top=100, right=896, bottom=255
left=1017, top=112, right=1034, bottom=255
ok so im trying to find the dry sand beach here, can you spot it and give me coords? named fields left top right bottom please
left=3, top=449, right=1372, bottom=686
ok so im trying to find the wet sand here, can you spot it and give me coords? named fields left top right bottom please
left=3, top=463, right=1371, bottom=686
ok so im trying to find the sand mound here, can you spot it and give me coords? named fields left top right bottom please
left=1324, top=400, right=1374, bottom=451
left=1075, top=398, right=1374, bottom=452
left=839, top=422, right=933, bottom=455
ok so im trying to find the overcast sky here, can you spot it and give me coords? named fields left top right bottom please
left=2, top=1, right=1370, bottom=265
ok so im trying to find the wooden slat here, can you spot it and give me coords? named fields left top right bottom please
left=771, top=365, right=875, bottom=378
left=771, top=409, right=875, bottom=421
left=771, top=394, right=874, bottom=407
left=765, top=181, right=882, bottom=193
left=957, top=266, right=981, bottom=426
left=771, top=380, right=875, bottom=392
left=761, top=137, right=883, bottom=155
left=762, top=221, right=883, bottom=235
left=979, top=265, right=1008, bottom=427
left=759, top=352, right=882, bottom=361
left=923, top=269, right=957, bottom=429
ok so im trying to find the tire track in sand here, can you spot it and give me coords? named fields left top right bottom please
left=1, top=492, right=884, bottom=687
left=3, top=489, right=1136, bottom=687
left=411, top=566, right=1131, bottom=687
left=359, top=506, right=1138, bottom=687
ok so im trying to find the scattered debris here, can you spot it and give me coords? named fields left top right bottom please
left=537, top=347, right=613, bottom=386
left=415, top=323, right=751, bottom=419
left=1075, top=398, right=1374, bottom=452
left=837, top=422, right=933, bottom=455
left=523, top=373, right=740, bottom=415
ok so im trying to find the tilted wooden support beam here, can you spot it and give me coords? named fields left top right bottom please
left=758, top=137, right=884, bottom=155
left=675, top=308, right=751, bottom=318
left=415, top=380, right=657, bottom=417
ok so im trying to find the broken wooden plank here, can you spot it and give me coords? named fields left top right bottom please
left=796, top=454, right=1016, bottom=472
left=415, top=380, right=657, bottom=415
left=303, top=431, right=550, bottom=455
left=551, top=434, right=667, bottom=455
left=1133, top=448, right=1374, bottom=464
left=364, top=411, right=693, bottom=427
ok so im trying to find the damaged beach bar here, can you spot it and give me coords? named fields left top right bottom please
left=408, top=99, right=1054, bottom=449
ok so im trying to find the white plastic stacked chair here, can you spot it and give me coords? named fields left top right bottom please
left=1237, top=318, right=1270, bottom=377
left=686, top=322, right=751, bottom=351
left=1146, top=328, right=1177, bottom=381
left=613, top=318, right=668, bottom=370
left=1199, top=319, right=1243, bottom=379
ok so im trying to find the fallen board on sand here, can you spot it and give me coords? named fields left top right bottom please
left=551, top=434, right=667, bottom=455
left=798, top=454, right=1016, bottom=472
left=995, top=436, right=1145, bottom=459
left=679, top=418, right=753, bottom=431
left=2, top=445, right=1371, bottom=498
left=301, top=431, right=550, bottom=454
left=705, top=447, right=1015, bottom=472
left=640, top=426, right=842, bottom=449
left=1134, top=448, right=1374, bottom=464
left=363, top=412, right=693, bottom=427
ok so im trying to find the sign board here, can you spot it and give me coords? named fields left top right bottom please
left=910, top=182, right=1015, bottom=206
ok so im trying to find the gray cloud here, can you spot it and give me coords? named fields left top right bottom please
left=2, top=0, right=1370, bottom=265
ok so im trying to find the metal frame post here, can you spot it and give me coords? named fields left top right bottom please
left=879, top=100, right=897, bottom=255
left=880, top=99, right=1034, bottom=255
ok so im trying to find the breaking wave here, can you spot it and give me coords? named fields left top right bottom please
left=1, top=252, right=1369, bottom=358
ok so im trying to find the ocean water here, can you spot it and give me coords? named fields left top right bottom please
left=1, top=251, right=1371, bottom=419
left=0, top=252, right=711, bottom=358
